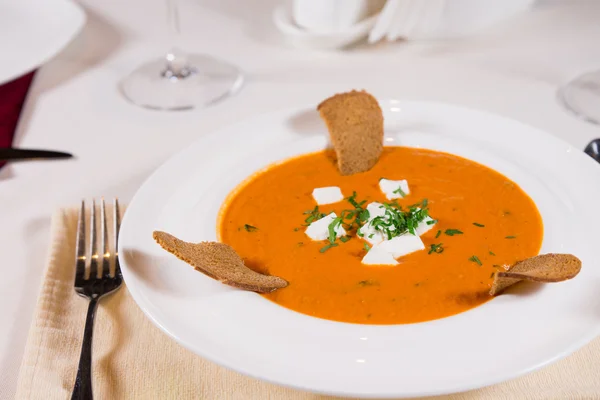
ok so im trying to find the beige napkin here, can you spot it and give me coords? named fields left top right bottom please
left=15, top=207, right=600, bottom=400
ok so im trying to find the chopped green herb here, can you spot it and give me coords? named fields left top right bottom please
left=490, top=272, right=495, bottom=278
left=489, top=251, right=496, bottom=256
left=505, top=235, right=517, bottom=239
left=358, top=280, right=377, bottom=287
left=244, top=224, right=258, bottom=232
left=304, top=206, right=325, bottom=224
left=393, top=186, right=407, bottom=197
left=473, top=222, right=485, bottom=227
left=435, top=230, right=442, bottom=238
left=367, top=200, right=431, bottom=240
left=468, top=255, right=482, bottom=266
left=363, top=243, right=371, bottom=251
left=428, top=243, right=444, bottom=254
left=319, top=243, right=339, bottom=253
left=342, top=191, right=370, bottom=230
left=492, top=264, right=501, bottom=269
left=293, top=227, right=300, bottom=232
left=341, top=209, right=355, bottom=220
left=327, top=217, right=343, bottom=244
left=340, top=236, right=350, bottom=243
left=346, top=191, right=363, bottom=208
left=426, top=219, right=438, bottom=225
left=444, top=229, right=463, bottom=236
left=368, top=233, right=374, bottom=239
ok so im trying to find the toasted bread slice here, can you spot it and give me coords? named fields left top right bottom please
left=153, top=231, right=288, bottom=293
left=317, top=90, right=383, bottom=175
left=490, top=253, right=581, bottom=295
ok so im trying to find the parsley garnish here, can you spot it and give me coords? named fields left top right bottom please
left=358, top=279, right=377, bottom=287
left=303, top=206, right=325, bottom=225
left=347, top=191, right=367, bottom=209
left=468, top=255, right=482, bottom=266
left=344, top=191, right=370, bottom=229
left=327, top=216, right=343, bottom=244
left=244, top=224, right=258, bottom=232
left=427, top=219, right=437, bottom=225
left=393, top=186, right=407, bottom=197
left=444, top=229, right=463, bottom=236
left=489, top=251, right=495, bottom=256
left=428, top=243, right=444, bottom=254
left=473, top=222, right=485, bottom=227
left=340, top=236, right=350, bottom=243
left=363, top=243, right=371, bottom=251
left=435, top=230, right=442, bottom=238
left=319, top=243, right=338, bottom=253
left=505, top=235, right=516, bottom=239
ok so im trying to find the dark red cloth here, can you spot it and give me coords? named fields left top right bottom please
left=0, top=72, right=35, bottom=149
left=0, top=72, right=35, bottom=168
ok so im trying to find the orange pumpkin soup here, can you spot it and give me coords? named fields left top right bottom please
left=218, top=147, right=543, bottom=324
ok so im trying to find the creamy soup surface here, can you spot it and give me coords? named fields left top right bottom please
left=218, top=147, right=543, bottom=324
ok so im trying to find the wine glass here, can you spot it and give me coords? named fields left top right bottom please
left=558, top=69, right=600, bottom=125
left=120, top=0, right=244, bottom=111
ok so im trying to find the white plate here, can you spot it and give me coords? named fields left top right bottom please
left=119, top=100, right=600, bottom=398
left=0, top=0, right=85, bottom=85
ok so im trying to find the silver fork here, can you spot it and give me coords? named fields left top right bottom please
left=71, top=199, right=123, bottom=400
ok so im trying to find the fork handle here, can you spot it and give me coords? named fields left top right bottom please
left=71, top=297, right=99, bottom=400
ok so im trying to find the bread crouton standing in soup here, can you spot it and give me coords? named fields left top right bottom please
left=317, top=90, right=384, bottom=175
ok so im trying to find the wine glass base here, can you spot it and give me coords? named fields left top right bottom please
left=558, top=69, right=600, bottom=125
left=120, top=54, right=244, bottom=111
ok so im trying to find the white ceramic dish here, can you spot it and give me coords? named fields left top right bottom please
left=273, top=4, right=378, bottom=50
left=292, top=0, right=384, bottom=34
left=119, top=99, right=600, bottom=398
left=0, top=0, right=85, bottom=85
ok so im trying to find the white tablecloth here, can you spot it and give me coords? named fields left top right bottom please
left=2, top=0, right=600, bottom=398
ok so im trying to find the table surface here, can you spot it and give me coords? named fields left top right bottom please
left=2, top=0, right=600, bottom=398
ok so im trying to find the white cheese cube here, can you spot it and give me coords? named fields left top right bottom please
left=378, top=234, right=425, bottom=258
left=358, top=224, right=385, bottom=245
left=366, top=202, right=386, bottom=219
left=312, top=186, right=344, bottom=205
left=379, top=178, right=410, bottom=200
left=415, top=216, right=436, bottom=236
left=357, top=202, right=387, bottom=245
left=361, top=245, right=399, bottom=265
left=305, top=212, right=346, bottom=241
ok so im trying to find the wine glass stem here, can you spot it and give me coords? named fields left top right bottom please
left=164, top=0, right=191, bottom=79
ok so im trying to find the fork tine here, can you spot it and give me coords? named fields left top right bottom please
left=75, top=200, right=86, bottom=285
left=114, top=198, right=122, bottom=279
left=89, top=199, right=98, bottom=280
left=101, top=198, right=111, bottom=279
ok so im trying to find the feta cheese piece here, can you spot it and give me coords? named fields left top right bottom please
left=361, top=245, right=399, bottom=265
left=378, top=234, right=425, bottom=258
left=312, top=186, right=344, bottom=205
left=366, top=202, right=386, bottom=219
left=305, top=212, right=346, bottom=241
left=415, top=216, right=436, bottom=236
left=379, top=178, right=410, bottom=200
left=357, top=202, right=387, bottom=245
left=359, top=226, right=385, bottom=245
